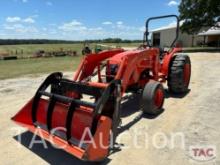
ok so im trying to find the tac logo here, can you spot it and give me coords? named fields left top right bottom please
left=188, top=145, right=217, bottom=162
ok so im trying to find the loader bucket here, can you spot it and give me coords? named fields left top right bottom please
left=11, top=72, right=119, bottom=161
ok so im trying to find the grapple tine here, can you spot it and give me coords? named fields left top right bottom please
left=65, top=101, right=76, bottom=143
left=46, top=96, right=56, bottom=132
left=32, top=72, right=63, bottom=126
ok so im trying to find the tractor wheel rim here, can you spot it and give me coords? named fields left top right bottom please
left=184, top=64, right=190, bottom=85
left=154, top=89, right=164, bottom=108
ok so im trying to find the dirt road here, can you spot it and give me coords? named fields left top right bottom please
left=0, top=52, right=220, bottom=165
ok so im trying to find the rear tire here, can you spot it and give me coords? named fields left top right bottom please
left=141, top=81, right=165, bottom=115
left=168, top=54, right=191, bottom=94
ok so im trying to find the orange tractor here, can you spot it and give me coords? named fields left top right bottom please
left=12, top=15, right=191, bottom=161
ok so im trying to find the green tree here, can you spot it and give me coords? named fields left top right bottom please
left=179, top=0, right=220, bottom=35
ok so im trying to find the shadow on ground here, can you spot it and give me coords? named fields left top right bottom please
left=164, top=89, right=191, bottom=99
left=13, top=132, right=111, bottom=165
left=119, top=94, right=164, bottom=134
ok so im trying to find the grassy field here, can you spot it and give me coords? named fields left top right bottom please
left=0, top=43, right=140, bottom=79
left=0, top=56, right=82, bottom=79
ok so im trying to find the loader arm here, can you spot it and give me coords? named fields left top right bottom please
left=74, top=49, right=124, bottom=82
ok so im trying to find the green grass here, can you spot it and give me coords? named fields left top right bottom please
left=0, top=43, right=141, bottom=79
left=0, top=56, right=82, bottom=79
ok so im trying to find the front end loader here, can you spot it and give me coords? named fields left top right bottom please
left=12, top=15, right=191, bottom=162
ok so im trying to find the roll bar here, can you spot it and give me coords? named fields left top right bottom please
left=145, top=15, right=180, bottom=48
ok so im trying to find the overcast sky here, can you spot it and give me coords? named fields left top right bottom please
left=0, top=0, right=180, bottom=40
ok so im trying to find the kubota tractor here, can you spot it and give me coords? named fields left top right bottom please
left=12, top=15, right=191, bottom=161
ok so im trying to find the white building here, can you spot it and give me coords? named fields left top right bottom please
left=198, top=27, right=220, bottom=47
left=151, top=23, right=220, bottom=47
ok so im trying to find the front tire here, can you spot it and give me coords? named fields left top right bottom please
left=141, top=81, right=165, bottom=115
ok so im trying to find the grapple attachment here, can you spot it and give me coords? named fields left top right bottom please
left=12, top=72, right=120, bottom=161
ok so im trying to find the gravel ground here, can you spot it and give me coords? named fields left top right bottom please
left=0, top=52, right=220, bottom=165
